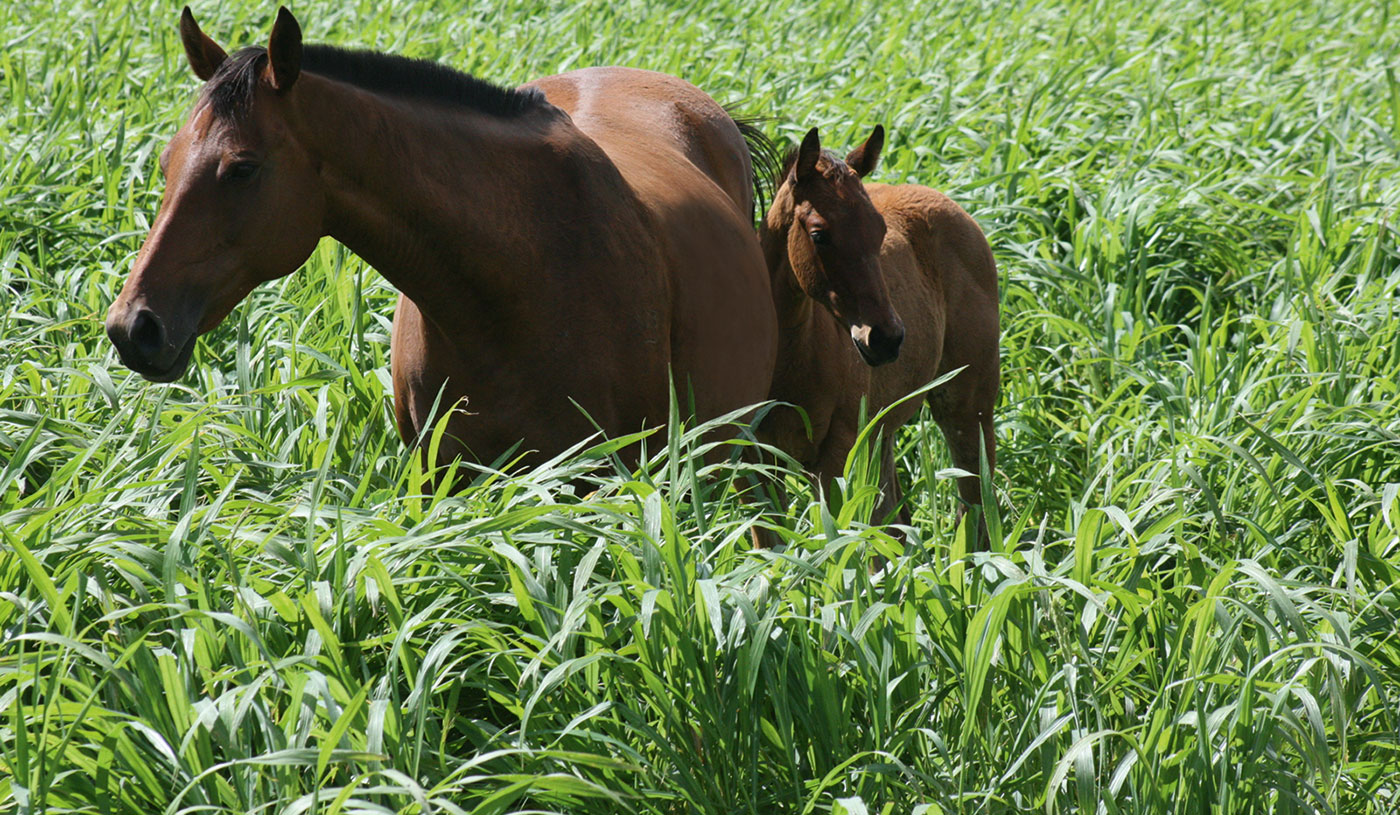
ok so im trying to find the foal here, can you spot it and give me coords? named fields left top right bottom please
left=758, top=126, right=1000, bottom=539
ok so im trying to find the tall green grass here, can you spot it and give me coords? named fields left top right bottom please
left=3, top=0, right=1399, bottom=812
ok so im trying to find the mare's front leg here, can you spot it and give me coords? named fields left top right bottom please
left=390, top=295, right=477, bottom=484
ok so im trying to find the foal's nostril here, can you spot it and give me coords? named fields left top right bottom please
left=871, top=324, right=904, bottom=363
left=130, top=309, right=166, bottom=359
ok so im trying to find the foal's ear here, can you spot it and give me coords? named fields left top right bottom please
left=266, top=6, right=303, bottom=92
left=793, top=127, right=822, bottom=184
left=179, top=7, right=227, bottom=81
left=846, top=124, right=884, bottom=178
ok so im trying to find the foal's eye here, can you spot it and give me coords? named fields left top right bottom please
left=223, top=161, right=261, bottom=181
left=810, top=229, right=831, bottom=246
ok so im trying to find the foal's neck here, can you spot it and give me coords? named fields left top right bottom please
left=289, top=74, right=586, bottom=332
left=758, top=217, right=815, bottom=329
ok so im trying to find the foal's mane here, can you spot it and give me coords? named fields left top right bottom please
left=205, top=45, right=545, bottom=119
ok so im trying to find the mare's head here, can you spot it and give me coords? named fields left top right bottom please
left=763, top=126, right=902, bottom=366
left=106, top=7, right=322, bottom=381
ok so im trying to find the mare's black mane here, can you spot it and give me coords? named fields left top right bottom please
left=204, top=44, right=545, bottom=119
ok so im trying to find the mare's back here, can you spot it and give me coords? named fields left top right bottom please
left=526, top=67, right=755, bottom=220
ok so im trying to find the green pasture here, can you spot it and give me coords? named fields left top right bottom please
left=3, top=0, right=1399, bottom=812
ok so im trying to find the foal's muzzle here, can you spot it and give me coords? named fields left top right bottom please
left=851, top=321, right=904, bottom=367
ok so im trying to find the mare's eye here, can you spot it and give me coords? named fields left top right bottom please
left=810, top=229, right=831, bottom=246
left=224, top=161, right=261, bottom=181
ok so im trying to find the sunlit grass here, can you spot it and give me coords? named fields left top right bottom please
left=3, top=0, right=1399, bottom=812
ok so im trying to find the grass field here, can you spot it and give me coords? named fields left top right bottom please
left=4, top=0, right=1400, bottom=812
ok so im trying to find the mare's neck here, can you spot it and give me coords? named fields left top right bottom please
left=290, top=74, right=584, bottom=332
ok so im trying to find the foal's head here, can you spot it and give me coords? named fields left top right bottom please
left=106, top=7, right=322, bottom=381
left=764, top=125, right=902, bottom=366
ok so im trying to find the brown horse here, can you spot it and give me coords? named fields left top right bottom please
left=105, top=7, right=778, bottom=472
left=758, top=126, right=999, bottom=539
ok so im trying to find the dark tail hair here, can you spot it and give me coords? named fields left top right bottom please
left=729, top=114, right=784, bottom=222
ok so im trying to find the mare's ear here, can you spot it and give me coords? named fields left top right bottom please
left=266, top=6, right=302, bottom=92
left=179, top=7, right=227, bottom=81
left=793, top=127, right=821, bottom=184
left=846, top=124, right=884, bottom=178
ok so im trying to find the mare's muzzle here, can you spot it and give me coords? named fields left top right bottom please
left=105, top=302, right=197, bottom=382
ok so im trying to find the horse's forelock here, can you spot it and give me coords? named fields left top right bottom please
left=204, top=47, right=268, bottom=120
left=778, top=146, right=849, bottom=188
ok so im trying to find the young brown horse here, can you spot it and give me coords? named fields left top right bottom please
left=759, top=126, right=1000, bottom=539
left=105, top=7, right=778, bottom=471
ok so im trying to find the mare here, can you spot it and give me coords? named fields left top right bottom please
left=758, top=126, right=1000, bottom=542
left=105, top=7, right=778, bottom=473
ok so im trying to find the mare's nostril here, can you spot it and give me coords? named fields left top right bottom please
left=131, top=309, right=166, bottom=359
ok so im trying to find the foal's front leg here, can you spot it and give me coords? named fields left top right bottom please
left=748, top=470, right=789, bottom=549
left=810, top=424, right=857, bottom=513
left=937, top=408, right=996, bottom=549
left=811, top=429, right=907, bottom=571
left=874, top=433, right=910, bottom=528
left=814, top=426, right=909, bottom=527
